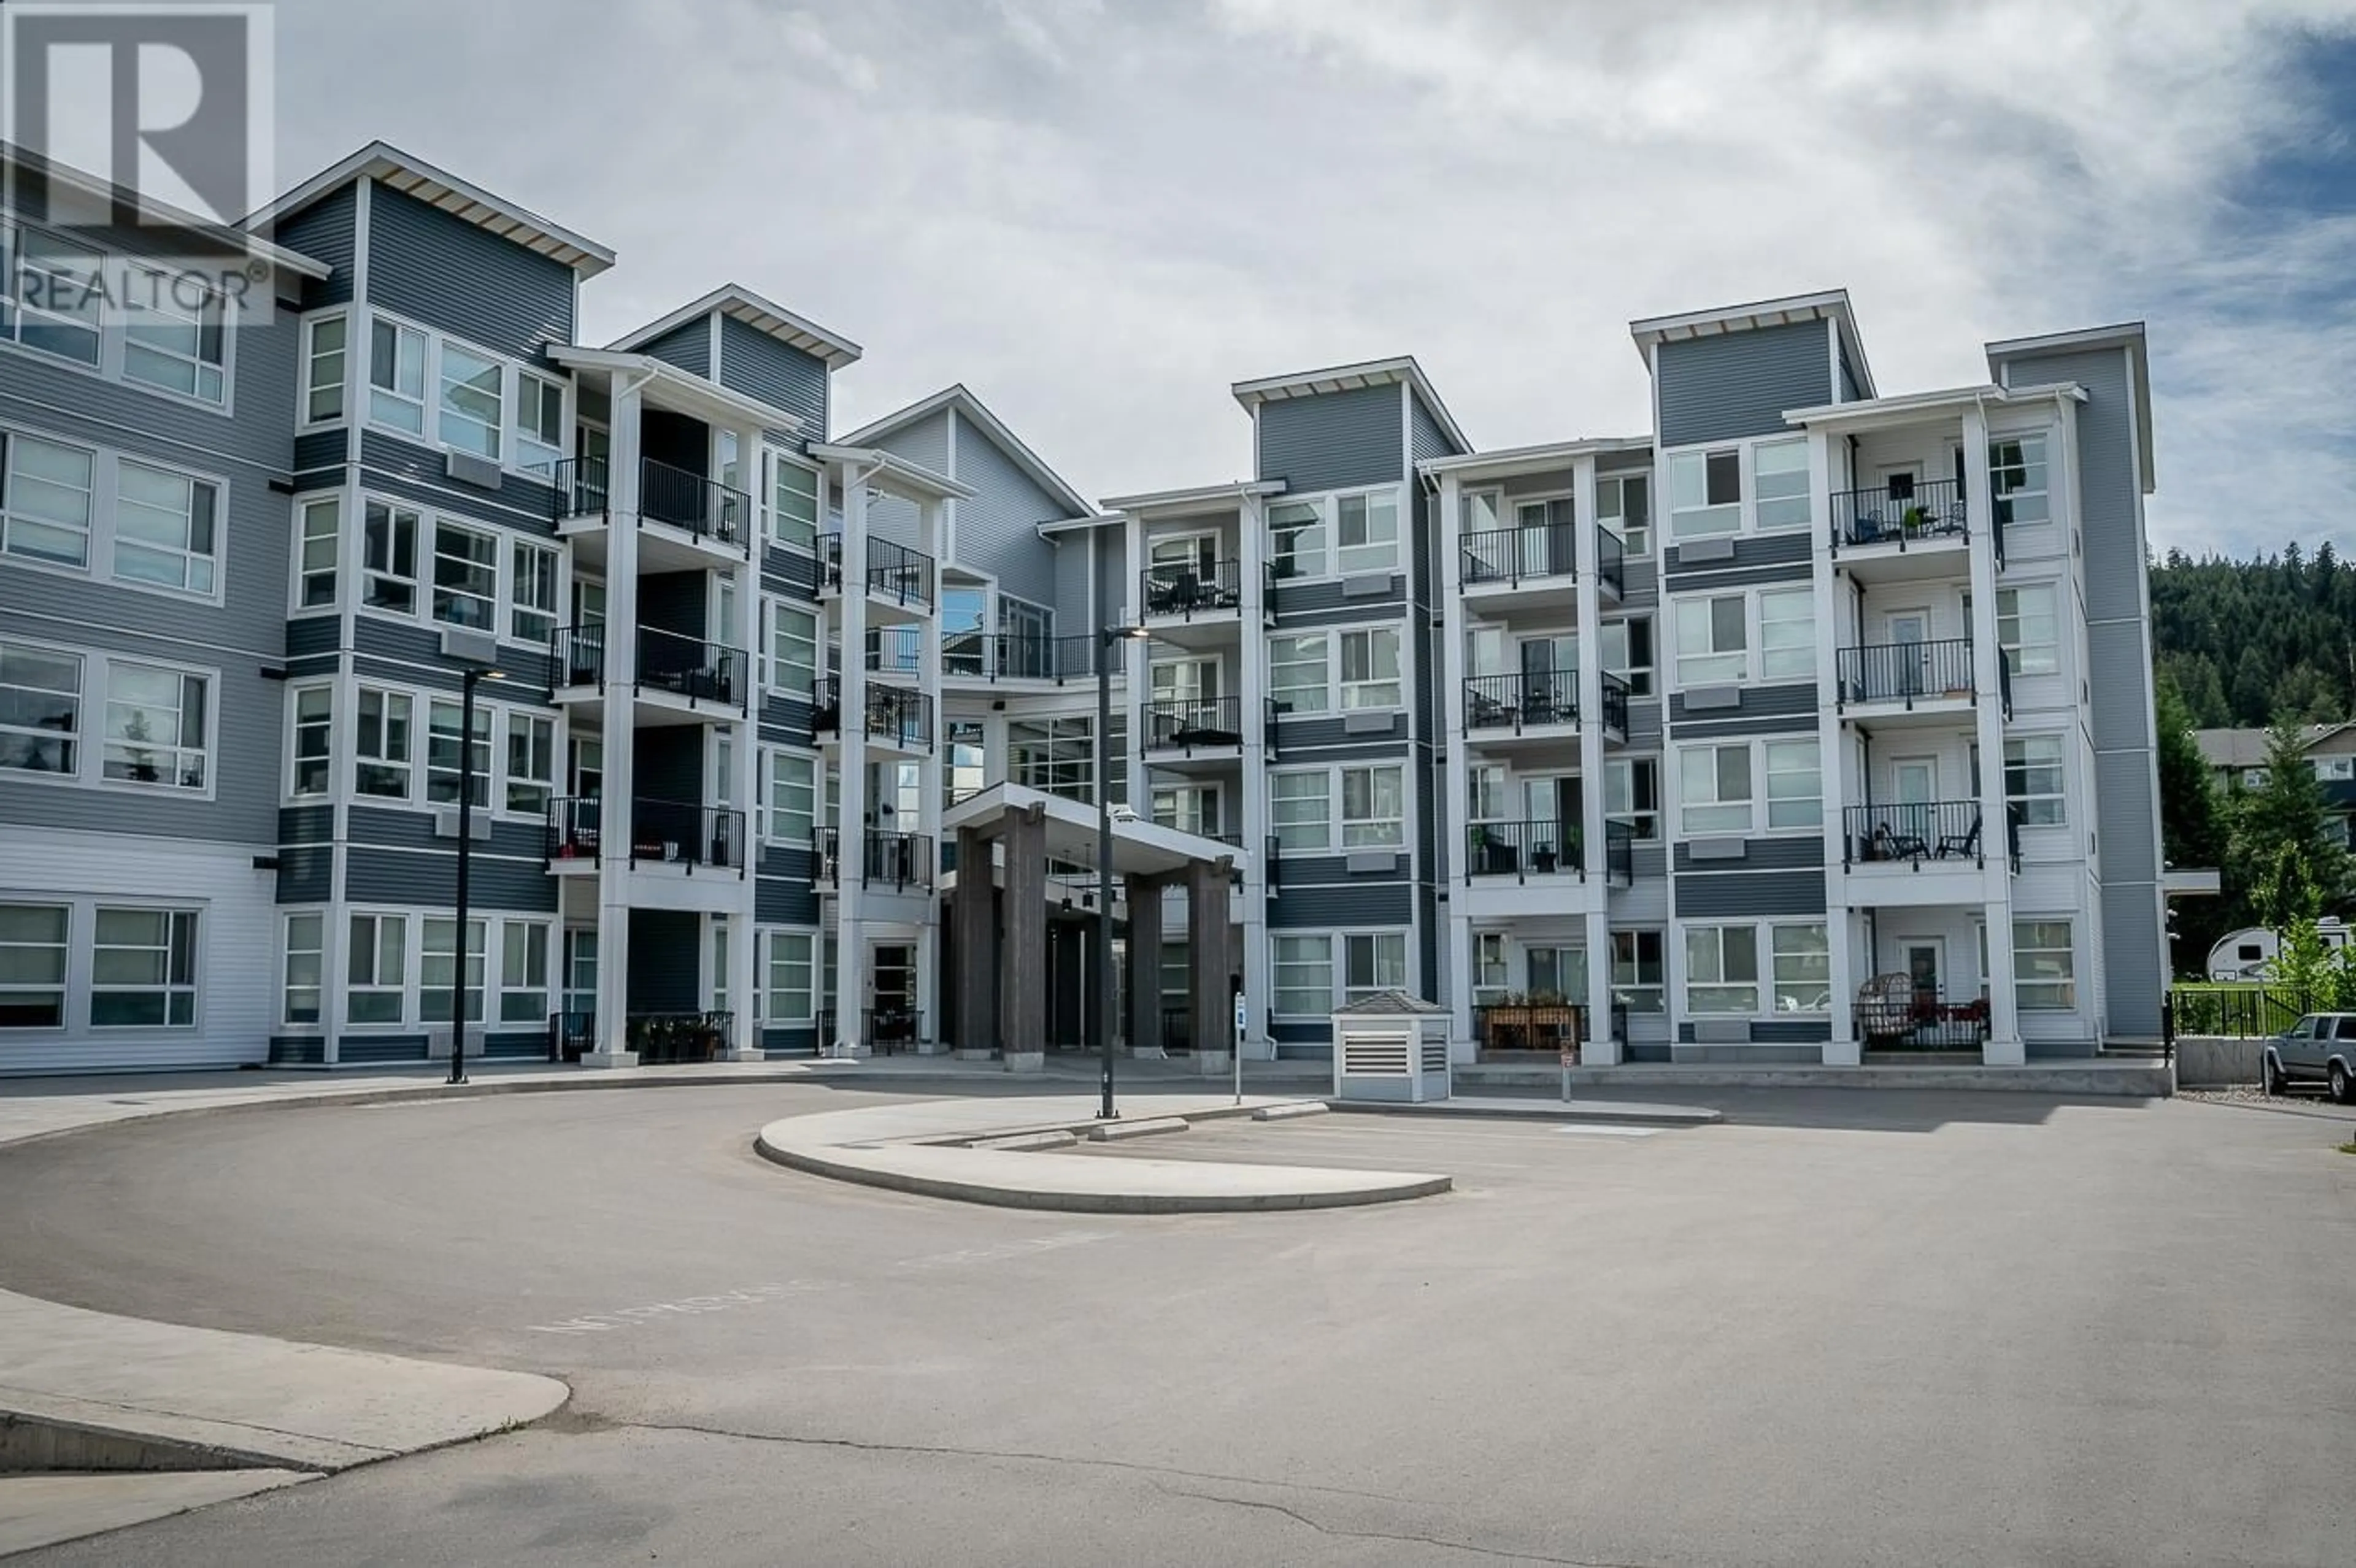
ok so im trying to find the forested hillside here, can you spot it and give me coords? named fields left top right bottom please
left=2150, top=546, right=2356, bottom=726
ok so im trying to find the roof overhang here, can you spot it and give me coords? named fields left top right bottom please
left=1986, top=321, right=2154, bottom=494
left=1099, top=478, right=1287, bottom=517
left=609, top=284, right=862, bottom=371
left=1781, top=381, right=2085, bottom=431
left=248, top=142, right=614, bottom=280
left=837, top=384, right=1090, bottom=517
left=1417, top=435, right=1653, bottom=483
left=808, top=445, right=976, bottom=502
left=1630, top=288, right=1876, bottom=399
left=944, top=783, right=1254, bottom=879
left=0, top=142, right=329, bottom=280
left=1230, top=355, right=1472, bottom=455
left=546, top=345, right=802, bottom=431
left=1036, top=513, right=1124, bottom=538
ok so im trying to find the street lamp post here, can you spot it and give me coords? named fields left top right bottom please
left=1096, top=623, right=1149, bottom=1120
left=450, top=662, right=505, bottom=1086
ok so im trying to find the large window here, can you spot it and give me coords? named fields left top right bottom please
left=1343, top=932, right=1407, bottom=1004
left=426, top=698, right=491, bottom=807
left=2, top=431, right=95, bottom=569
left=2004, top=736, right=2066, bottom=826
left=766, top=931, right=815, bottom=1021
left=0, top=904, right=69, bottom=1028
left=1678, top=744, right=1752, bottom=834
left=766, top=751, right=815, bottom=843
left=510, top=541, right=558, bottom=644
left=1667, top=450, right=1741, bottom=538
left=291, top=686, right=333, bottom=796
left=1684, top=925, right=1758, bottom=1013
left=505, top=714, right=555, bottom=815
left=1152, top=783, right=1220, bottom=837
left=1989, top=434, right=2049, bottom=526
left=499, top=921, right=551, bottom=1024
left=1269, top=633, right=1328, bottom=714
left=1271, top=771, right=1330, bottom=852
left=1468, top=762, right=1507, bottom=822
left=1272, top=935, right=1333, bottom=1017
left=296, top=497, right=340, bottom=610
left=1612, top=930, right=1664, bottom=1013
left=1771, top=924, right=1830, bottom=1012
left=121, top=269, right=226, bottom=403
left=945, top=721, right=985, bottom=808
left=421, top=917, right=487, bottom=1026
left=0, top=642, right=80, bottom=775
left=1674, top=595, right=1746, bottom=685
left=111, top=461, right=219, bottom=596
left=771, top=454, right=819, bottom=550
left=347, top=913, right=407, bottom=1024
left=1757, top=587, right=1814, bottom=681
left=303, top=315, right=347, bottom=425
left=431, top=520, right=498, bottom=631
left=1269, top=501, right=1324, bottom=579
left=283, top=913, right=323, bottom=1026
left=769, top=604, right=817, bottom=695
left=437, top=342, right=504, bottom=461
left=1339, top=627, right=1401, bottom=709
left=1340, top=764, right=1404, bottom=848
left=363, top=501, right=419, bottom=613
left=90, top=907, right=198, bottom=1027
left=355, top=688, right=413, bottom=798
left=1336, top=491, right=1400, bottom=574
left=1601, top=617, right=1653, bottom=697
left=515, top=372, right=565, bottom=475
left=1011, top=716, right=1100, bottom=804
left=102, top=663, right=208, bottom=790
left=369, top=320, right=428, bottom=434
left=1606, top=757, right=1660, bottom=840
left=1763, top=739, right=1822, bottom=830
left=2012, top=920, right=2074, bottom=1009
left=1753, top=440, right=1811, bottom=530
left=1597, top=472, right=1650, bottom=556
left=9, top=227, right=102, bottom=364
left=1997, top=585, right=2059, bottom=677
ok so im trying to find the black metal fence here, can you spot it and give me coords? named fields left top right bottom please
left=1834, top=637, right=1976, bottom=707
left=866, top=537, right=935, bottom=609
left=815, top=828, right=933, bottom=890
left=942, top=632, right=1102, bottom=682
left=627, top=798, right=745, bottom=872
left=2165, top=987, right=2312, bottom=1040
left=1603, top=820, right=1634, bottom=885
left=637, top=625, right=746, bottom=709
left=550, top=456, right=609, bottom=519
left=1143, top=694, right=1243, bottom=750
left=1831, top=477, right=1966, bottom=548
left=1856, top=986, right=1990, bottom=1050
left=626, top=1010, right=734, bottom=1064
left=1465, top=670, right=1579, bottom=731
left=1461, top=521, right=1576, bottom=587
left=553, top=623, right=604, bottom=688
left=1600, top=671, right=1630, bottom=735
left=547, top=1009, right=594, bottom=1063
left=1142, top=558, right=1243, bottom=617
left=1472, top=1002, right=1627, bottom=1059
left=1466, top=820, right=1581, bottom=878
left=1844, top=801, right=1987, bottom=867
left=812, top=677, right=933, bottom=749
left=1596, top=525, right=1625, bottom=597
left=545, top=796, right=601, bottom=861
left=641, top=458, right=753, bottom=553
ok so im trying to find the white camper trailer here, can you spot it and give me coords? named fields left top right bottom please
left=2207, top=920, right=2352, bottom=981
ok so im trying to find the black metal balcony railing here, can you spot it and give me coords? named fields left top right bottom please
left=1462, top=521, right=1576, bottom=588
left=1844, top=801, right=1988, bottom=868
left=1596, top=525, right=1625, bottom=598
left=815, top=827, right=934, bottom=891
left=1473, top=1001, right=1628, bottom=1060
left=1465, top=670, right=1578, bottom=732
left=626, top=1010, right=734, bottom=1065
left=941, top=632, right=1103, bottom=683
left=627, top=797, right=746, bottom=872
left=550, top=456, right=609, bottom=519
left=1831, top=477, right=1966, bottom=550
left=1857, top=985, right=1990, bottom=1051
left=547, top=1009, right=594, bottom=1063
left=1143, top=694, right=1244, bottom=751
left=1158, top=1005, right=1194, bottom=1055
left=553, top=622, right=604, bottom=688
left=1466, top=820, right=1582, bottom=879
left=545, top=796, right=601, bottom=861
left=1834, top=638, right=1976, bottom=708
left=811, top=677, right=933, bottom=750
left=1603, top=820, right=1634, bottom=885
left=637, top=625, right=747, bottom=710
left=1141, top=558, right=1243, bottom=617
left=822, top=535, right=936, bottom=610
left=863, top=1006, right=922, bottom=1054
left=641, top=457, right=754, bottom=554
left=1600, top=671, right=1631, bottom=736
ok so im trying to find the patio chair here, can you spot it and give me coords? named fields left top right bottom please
left=1936, top=817, right=1982, bottom=860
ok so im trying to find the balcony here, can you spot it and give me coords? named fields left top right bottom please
left=820, top=535, right=937, bottom=615
left=1142, top=694, right=1244, bottom=756
left=641, top=458, right=754, bottom=553
left=1830, top=477, right=1965, bottom=551
left=1466, top=820, right=1580, bottom=880
left=1462, top=521, right=1575, bottom=590
left=542, top=797, right=745, bottom=874
left=626, top=1010, right=736, bottom=1065
left=1834, top=637, right=1976, bottom=714
left=544, top=796, right=602, bottom=866
left=815, top=827, right=934, bottom=891
left=1472, top=1001, right=1628, bottom=1062
left=1465, top=670, right=1579, bottom=737
left=550, top=623, right=746, bottom=724
left=1856, top=982, right=1990, bottom=1053
left=550, top=456, right=753, bottom=569
left=942, top=632, right=1102, bottom=684
left=1596, top=525, right=1625, bottom=599
left=1843, top=801, right=1991, bottom=869
left=812, top=677, right=934, bottom=751
left=1141, top=559, right=1244, bottom=620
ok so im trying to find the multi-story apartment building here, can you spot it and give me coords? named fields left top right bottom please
left=0, top=142, right=2163, bottom=1075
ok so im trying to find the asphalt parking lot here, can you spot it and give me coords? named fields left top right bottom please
left=2, top=1080, right=2350, bottom=1567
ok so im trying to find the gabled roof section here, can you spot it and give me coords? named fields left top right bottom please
left=1781, top=381, right=2085, bottom=430
left=609, top=284, right=862, bottom=371
left=837, top=384, right=1087, bottom=518
left=545, top=346, right=802, bottom=431
left=1230, top=355, right=1472, bottom=455
left=1986, top=321, right=2154, bottom=494
left=1629, top=288, right=1876, bottom=400
left=0, top=141, right=329, bottom=280
left=1417, top=435, right=1653, bottom=482
left=247, top=141, right=615, bottom=280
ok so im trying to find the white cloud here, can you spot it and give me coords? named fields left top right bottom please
left=266, top=0, right=2356, bottom=555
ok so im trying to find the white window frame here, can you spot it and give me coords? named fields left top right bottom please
left=0, top=223, right=239, bottom=407
left=1268, top=499, right=1326, bottom=580
left=1763, top=738, right=1822, bottom=831
left=1684, top=924, right=1760, bottom=1015
left=2, top=222, right=104, bottom=369
left=1605, top=756, right=1660, bottom=842
left=1334, top=488, right=1401, bottom=575
left=110, top=456, right=221, bottom=599
left=368, top=317, right=428, bottom=436
left=769, top=450, right=820, bottom=551
left=1612, top=929, right=1664, bottom=1013
left=1770, top=923, right=1830, bottom=1013
left=1268, top=631, right=1330, bottom=715
left=764, top=749, right=817, bottom=845
left=354, top=686, right=415, bottom=800
left=0, top=902, right=71, bottom=1030
left=2012, top=919, right=2075, bottom=1010
left=768, top=601, right=818, bottom=696
left=88, top=905, right=199, bottom=1029
left=514, top=371, right=566, bottom=477
left=1342, top=931, right=1408, bottom=1004
left=1666, top=448, right=1741, bottom=539
left=99, top=658, right=212, bottom=794
left=362, top=498, right=421, bottom=615
left=764, top=929, right=817, bottom=1022
left=436, top=340, right=504, bottom=463
left=421, top=915, right=488, bottom=1027
left=1677, top=742, right=1753, bottom=835
left=1596, top=472, right=1650, bottom=557
left=1601, top=616, right=1653, bottom=698
left=1338, top=626, right=1402, bottom=710
left=425, top=695, right=492, bottom=809
left=289, top=683, right=334, bottom=799
left=1997, top=584, right=2060, bottom=678
left=509, top=538, right=558, bottom=645
left=301, top=312, right=348, bottom=426
left=345, top=911, right=409, bottom=1027
left=1, top=427, right=96, bottom=572
left=0, top=639, right=82, bottom=780
left=1270, top=769, right=1331, bottom=853
left=504, top=711, right=556, bottom=817
left=1988, top=432, right=2051, bottom=527
left=1339, top=763, right=1406, bottom=848
left=1752, top=438, right=1811, bottom=531
left=1272, top=933, right=1336, bottom=1019
left=294, top=494, right=341, bottom=613
left=1673, top=594, right=1748, bottom=686
left=120, top=264, right=228, bottom=405
left=1757, top=586, right=1815, bottom=682
left=428, top=517, right=500, bottom=633
left=497, top=918, right=553, bottom=1026
left=282, top=911, right=325, bottom=1028
left=2005, top=735, right=2067, bottom=828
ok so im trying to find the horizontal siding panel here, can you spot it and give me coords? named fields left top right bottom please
left=1257, top=384, right=1404, bottom=494
left=345, top=846, right=556, bottom=912
left=350, top=803, right=545, bottom=859
left=1266, top=872, right=1412, bottom=926
left=718, top=317, right=828, bottom=442
left=274, top=845, right=333, bottom=905
left=1409, top=389, right=1463, bottom=463
left=1271, top=574, right=1406, bottom=620
left=1667, top=683, right=1818, bottom=732
left=1663, top=531, right=1815, bottom=579
left=274, top=181, right=356, bottom=309
left=1672, top=836, right=1825, bottom=874
left=358, top=429, right=558, bottom=535
left=368, top=185, right=576, bottom=364
left=763, top=1026, right=820, bottom=1055
left=285, top=617, right=340, bottom=658
left=352, top=613, right=554, bottom=692
left=1673, top=868, right=1828, bottom=917
left=756, top=870, right=818, bottom=924
left=636, top=318, right=710, bottom=379
left=342, top=1035, right=429, bottom=1064
left=949, top=414, right=1064, bottom=609
left=279, top=805, right=334, bottom=843
left=1617, top=556, right=1660, bottom=609
left=1657, top=320, right=1831, bottom=448
left=293, top=429, right=348, bottom=473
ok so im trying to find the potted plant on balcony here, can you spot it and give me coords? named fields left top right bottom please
left=1901, top=504, right=1930, bottom=537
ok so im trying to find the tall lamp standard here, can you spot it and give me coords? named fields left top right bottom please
left=1096, top=623, right=1150, bottom=1120
left=448, top=658, right=506, bottom=1086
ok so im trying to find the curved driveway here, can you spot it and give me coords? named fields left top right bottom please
left=2, top=1081, right=2352, bottom=1567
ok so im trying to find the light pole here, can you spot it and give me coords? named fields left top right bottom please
left=450, top=661, right=506, bottom=1085
left=1096, top=623, right=1149, bottom=1119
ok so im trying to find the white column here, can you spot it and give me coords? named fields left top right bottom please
left=1119, top=512, right=1147, bottom=810
left=832, top=469, right=872, bottom=1058
left=1236, top=496, right=1272, bottom=1057
left=1963, top=404, right=2023, bottom=1064
left=1436, top=472, right=1478, bottom=1055
left=915, top=494, right=946, bottom=1051
left=587, top=385, right=644, bottom=1067
left=1812, top=428, right=1860, bottom=1066
left=726, top=556, right=763, bottom=1061
left=1573, top=457, right=1619, bottom=1065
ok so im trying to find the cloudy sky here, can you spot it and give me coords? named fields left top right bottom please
left=269, top=0, right=2356, bottom=558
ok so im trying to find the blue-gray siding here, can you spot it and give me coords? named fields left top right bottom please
left=1666, top=683, right=1819, bottom=733
left=1270, top=574, right=1407, bottom=621
left=1656, top=320, right=1832, bottom=448
left=1409, top=388, right=1463, bottom=463
left=352, top=613, right=554, bottom=693
left=1672, top=836, right=1824, bottom=874
left=952, top=415, right=1064, bottom=610
left=716, top=316, right=827, bottom=440
left=635, top=320, right=710, bottom=379
left=356, top=428, right=558, bottom=535
left=1661, top=531, right=1814, bottom=582
left=345, top=846, right=555, bottom=911
left=275, top=181, right=356, bottom=309
left=1265, top=864, right=1413, bottom=926
left=1257, top=383, right=1404, bottom=494
left=1673, top=868, right=1828, bottom=917
left=366, top=185, right=576, bottom=364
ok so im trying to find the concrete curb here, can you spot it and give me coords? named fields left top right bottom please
left=1085, top=1116, right=1189, bottom=1142
left=1330, top=1098, right=1723, bottom=1128
left=1253, top=1102, right=1331, bottom=1122
left=1455, top=1063, right=2171, bottom=1097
